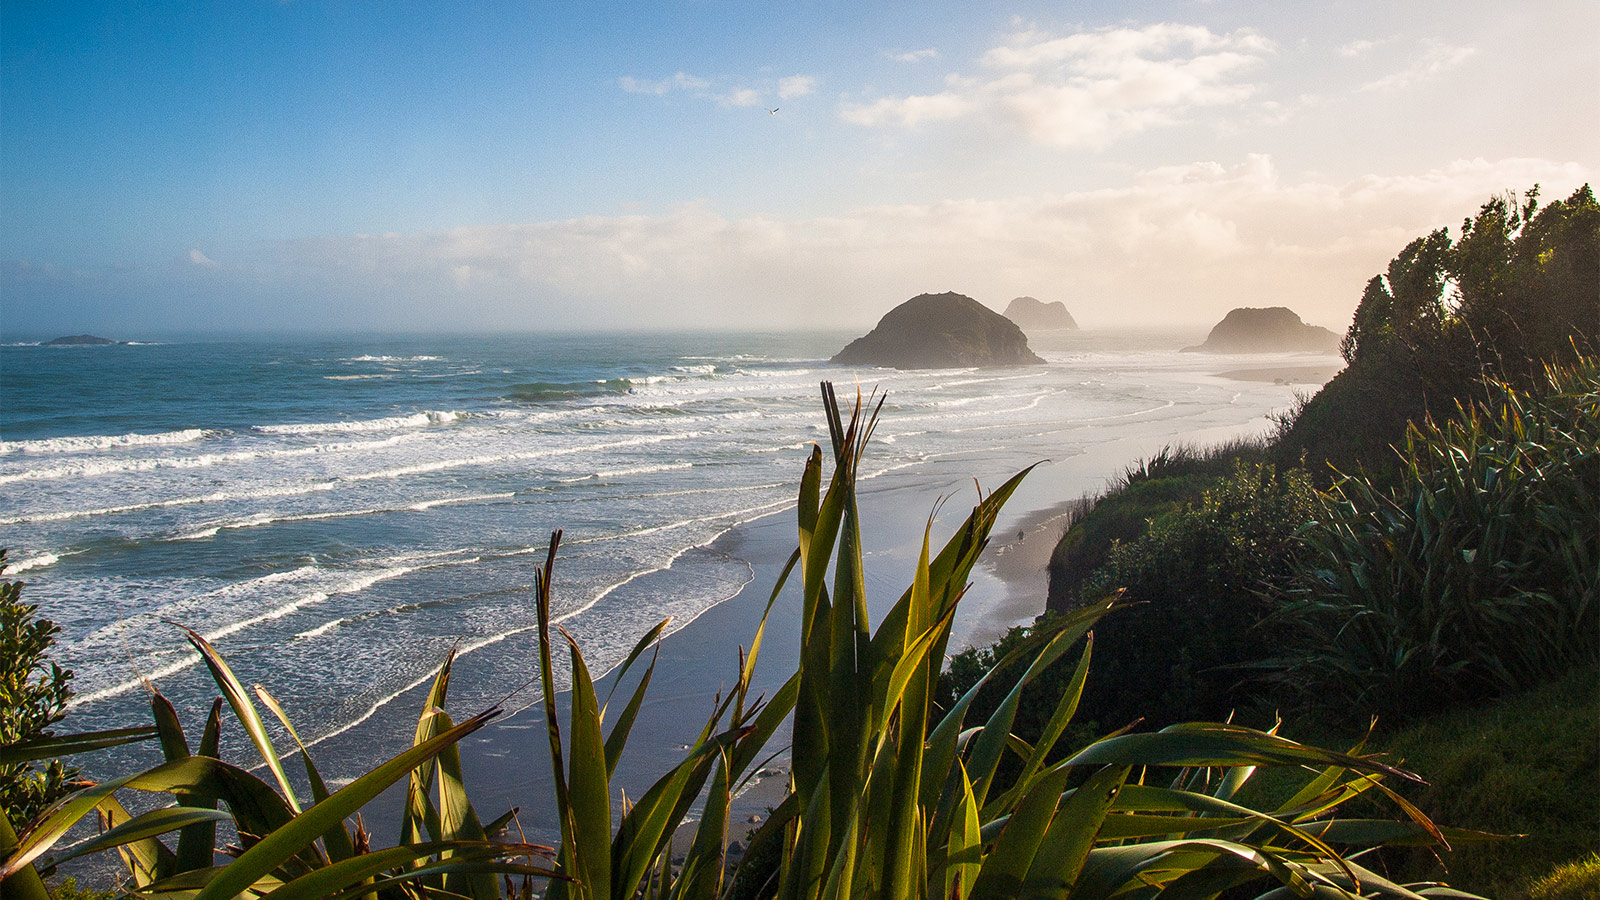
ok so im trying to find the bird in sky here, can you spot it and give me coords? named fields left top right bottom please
left=767, top=107, right=779, bottom=115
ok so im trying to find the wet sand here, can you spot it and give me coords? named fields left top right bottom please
left=1214, top=363, right=1344, bottom=384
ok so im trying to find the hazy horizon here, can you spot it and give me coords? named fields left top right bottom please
left=4, top=2, right=1596, bottom=336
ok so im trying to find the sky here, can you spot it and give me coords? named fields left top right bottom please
left=2, top=1, right=1596, bottom=336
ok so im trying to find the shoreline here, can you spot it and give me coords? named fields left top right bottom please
left=367, top=353, right=1347, bottom=849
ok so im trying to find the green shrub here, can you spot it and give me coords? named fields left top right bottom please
left=46, top=876, right=117, bottom=900
left=1045, top=471, right=1214, bottom=613
left=1069, top=461, right=1317, bottom=729
left=1, top=552, right=78, bottom=830
left=1270, top=357, right=1599, bottom=719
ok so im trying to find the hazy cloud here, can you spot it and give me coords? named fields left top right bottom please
left=1337, top=38, right=1382, bottom=58
left=840, top=88, right=975, bottom=127
left=721, top=88, right=763, bottom=107
left=188, top=249, right=219, bottom=268
left=778, top=75, right=817, bottom=99
left=619, top=71, right=710, bottom=95
left=1360, top=39, right=1475, bottom=92
left=887, top=48, right=939, bottom=63
left=263, top=156, right=1587, bottom=331
left=841, top=23, right=1274, bottom=148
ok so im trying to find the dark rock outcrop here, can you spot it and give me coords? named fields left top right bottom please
left=1182, top=308, right=1341, bottom=354
left=832, top=292, right=1044, bottom=369
left=1003, top=296, right=1078, bottom=330
left=44, top=334, right=118, bottom=346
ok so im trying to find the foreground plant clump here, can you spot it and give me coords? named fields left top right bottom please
left=3, top=387, right=1492, bottom=898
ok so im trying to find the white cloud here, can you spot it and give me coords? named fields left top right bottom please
left=841, top=23, right=1274, bottom=148
left=271, top=156, right=1589, bottom=331
left=1337, top=38, right=1381, bottom=58
left=619, top=71, right=709, bottom=95
left=722, top=88, right=763, bottom=107
left=1359, top=39, right=1476, bottom=92
left=840, top=91, right=975, bottom=127
left=188, top=249, right=219, bottom=268
left=887, top=48, right=939, bottom=63
left=778, top=75, right=817, bottom=99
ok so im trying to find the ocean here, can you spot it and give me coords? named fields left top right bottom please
left=0, top=329, right=1337, bottom=825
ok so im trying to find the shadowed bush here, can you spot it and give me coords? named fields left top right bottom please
left=1268, top=356, right=1599, bottom=718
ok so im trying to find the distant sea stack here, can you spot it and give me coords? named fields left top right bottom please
left=1003, top=296, right=1078, bottom=330
left=832, top=292, right=1044, bottom=369
left=44, top=334, right=119, bottom=346
left=1182, top=308, right=1341, bottom=354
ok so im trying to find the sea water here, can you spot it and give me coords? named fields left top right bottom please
left=0, top=330, right=1333, bottom=787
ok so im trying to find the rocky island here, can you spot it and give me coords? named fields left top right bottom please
left=1182, top=307, right=1341, bottom=353
left=832, top=292, right=1044, bottom=369
left=1003, top=296, right=1078, bottom=330
left=44, top=334, right=120, bottom=346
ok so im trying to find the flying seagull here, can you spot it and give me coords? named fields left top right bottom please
left=767, top=107, right=779, bottom=114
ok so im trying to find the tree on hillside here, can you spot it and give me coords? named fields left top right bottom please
left=1342, top=184, right=1598, bottom=371
left=1289, top=184, right=1598, bottom=476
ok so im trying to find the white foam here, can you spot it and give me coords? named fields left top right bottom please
left=0, top=429, right=210, bottom=455
left=593, top=462, right=694, bottom=479
left=254, top=410, right=465, bottom=435
left=347, top=355, right=441, bottom=362
left=407, top=492, right=517, bottom=511
left=67, top=563, right=420, bottom=708
left=294, top=617, right=347, bottom=639
left=341, top=431, right=703, bottom=483
left=5, top=552, right=61, bottom=573
left=0, top=433, right=422, bottom=485
left=0, top=481, right=340, bottom=526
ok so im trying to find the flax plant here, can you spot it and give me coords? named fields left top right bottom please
left=1, top=629, right=558, bottom=899
left=1272, top=355, right=1599, bottom=717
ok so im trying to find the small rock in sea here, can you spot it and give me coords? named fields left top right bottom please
left=672, top=856, right=685, bottom=865
left=757, top=768, right=780, bottom=777
left=831, top=292, right=1043, bottom=369
left=747, top=813, right=762, bottom=824
left=728, top=841, right=744, bottom=855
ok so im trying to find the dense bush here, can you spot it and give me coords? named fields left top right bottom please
left=0, top=552, right=78, bottom=830
left=1269, top=357, right=1599, bottom=718
left=1045, top=438, right=1268, bottom=612
left=952, top=459, right=1318, bottom=772
left=1070, top=460, right=1315, bottom=729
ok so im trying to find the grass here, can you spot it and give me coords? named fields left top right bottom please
left=1376, top=664, right=1599, bottom=898
left=1527, top=854, right=1600, bottom=900
left=1237, top=664, right=1598, bottom=899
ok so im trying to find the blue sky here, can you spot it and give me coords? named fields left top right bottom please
left=3, top=1, right=1596, bottom=335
